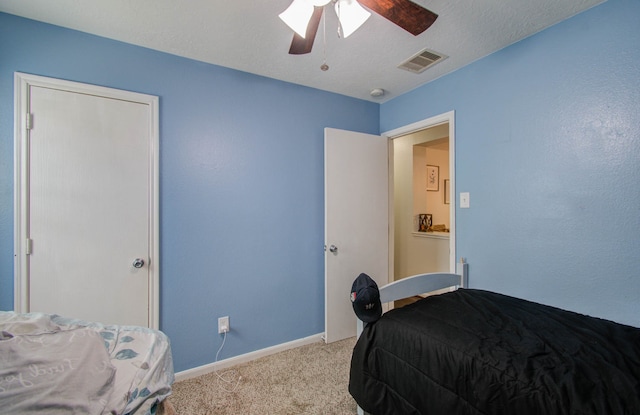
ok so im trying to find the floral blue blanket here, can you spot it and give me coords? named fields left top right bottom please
left=0, top=311, right=174, bottom=415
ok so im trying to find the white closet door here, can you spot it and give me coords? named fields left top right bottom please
left=26, top=84, right=152, bottom=327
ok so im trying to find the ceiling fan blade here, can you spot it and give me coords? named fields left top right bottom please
left=357, top=0, right=438, bottom=36
left=289, top=6, right=324, bottom=55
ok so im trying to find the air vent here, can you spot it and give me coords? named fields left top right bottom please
left=398, top=48, right=447, bottom=74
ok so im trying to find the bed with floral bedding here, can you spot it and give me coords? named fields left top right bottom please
left=0, top=311, right=174, bottom=415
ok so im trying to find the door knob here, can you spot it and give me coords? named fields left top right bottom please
left=329, top=245, right=338, bottom=253
left=132, top=258, right=145, bottom=268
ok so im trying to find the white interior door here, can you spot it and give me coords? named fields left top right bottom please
left=14, top=74, right=159, bottom=327
left=324, top=128, right=389, bottom=343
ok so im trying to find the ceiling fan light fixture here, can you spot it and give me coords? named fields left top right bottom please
left=283, top=0, right=438, bottom=55
left=335, top=0, right=371, bottom=38
left=279, top=0, right=316, bottom=38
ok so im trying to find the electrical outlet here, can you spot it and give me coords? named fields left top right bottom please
left=218, top=316, right=230, bottom=334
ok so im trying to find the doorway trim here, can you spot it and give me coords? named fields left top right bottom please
left=13, top=72, right=160, bottom=328
left=382, top=110, right=456, bottom=273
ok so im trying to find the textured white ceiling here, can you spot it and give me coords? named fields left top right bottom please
left=0, top=0, right=604, bottom=102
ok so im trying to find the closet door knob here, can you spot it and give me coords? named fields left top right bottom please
left=132, top=258, right=145, bottom=268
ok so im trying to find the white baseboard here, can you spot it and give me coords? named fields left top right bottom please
left=175, top=332, right=324, bottom=382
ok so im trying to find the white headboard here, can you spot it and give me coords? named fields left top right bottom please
left=356, top=259, right=468, bottom=338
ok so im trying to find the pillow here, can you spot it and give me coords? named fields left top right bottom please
left=0, top=327, right=117, bottom=414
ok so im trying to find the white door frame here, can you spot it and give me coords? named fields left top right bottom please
left=13, top=72, right=161, bottom=328
left=383, top=110, right=456, bottom=273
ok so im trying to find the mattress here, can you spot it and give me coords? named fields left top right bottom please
left=0, top=311, right=174, bottom=415
left=349, top=289, right=640, bottom=415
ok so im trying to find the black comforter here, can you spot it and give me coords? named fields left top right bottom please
left=349, top=289, right=640, bottom=415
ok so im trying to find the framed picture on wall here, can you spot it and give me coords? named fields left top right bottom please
left=426, top=165, right=439, bottom=191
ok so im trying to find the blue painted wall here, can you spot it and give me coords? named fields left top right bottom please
left=0, top=12, right=379, bottom=371
left=1, top=0, right=638, bottom=373
left=382, top=0, right=640, bottom=327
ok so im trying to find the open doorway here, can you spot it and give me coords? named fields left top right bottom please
left=384, top=111, right=455, bottom=284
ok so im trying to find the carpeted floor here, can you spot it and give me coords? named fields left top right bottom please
left=167, top=337, right=358, bottom=415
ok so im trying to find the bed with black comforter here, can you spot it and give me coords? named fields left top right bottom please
left=349, top=289, right=640, bottom=414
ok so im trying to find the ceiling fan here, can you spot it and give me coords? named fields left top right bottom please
left=279, top=0, right=438, bottom=55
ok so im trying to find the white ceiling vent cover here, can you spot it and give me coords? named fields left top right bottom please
left=398, top=48, right=447, bottom=74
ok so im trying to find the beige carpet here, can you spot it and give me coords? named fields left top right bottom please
left=167, top=337, right=358, bottom=415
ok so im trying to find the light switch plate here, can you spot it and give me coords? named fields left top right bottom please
left=460, top=192, right=470, bottom=208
